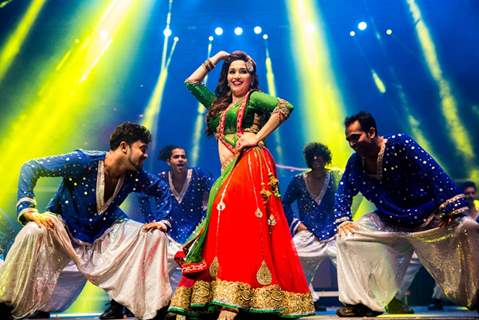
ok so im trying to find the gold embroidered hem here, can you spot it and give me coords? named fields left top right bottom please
left=191, top=280, right=213, bottom=306
left=282, top=290, right=316, bottom=316
left=170, top=286, right=192, bottom=310
left=169, top=279, right=314, bottom=317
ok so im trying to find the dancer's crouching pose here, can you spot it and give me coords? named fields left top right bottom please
left=0, top=122, right=172, bottom=320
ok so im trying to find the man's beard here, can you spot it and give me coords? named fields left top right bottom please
left=128, top=154, right=143, bottom=171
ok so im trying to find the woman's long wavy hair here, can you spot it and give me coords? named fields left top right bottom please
left=206, top=51, right=259, bottom=135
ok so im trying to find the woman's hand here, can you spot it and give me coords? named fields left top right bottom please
left=236, top=133, right=259, bottom=151
left=211, top=50, right=229, bottom=65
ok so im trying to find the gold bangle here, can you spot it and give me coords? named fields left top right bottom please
left=203, top=58, right=214, bottom=71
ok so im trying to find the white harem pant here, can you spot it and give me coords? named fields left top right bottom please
left=0, top=214, right=171, bottom=319
left=292, top=230, right=337, bottom=302
left=336, top=213, right=479, bottom=312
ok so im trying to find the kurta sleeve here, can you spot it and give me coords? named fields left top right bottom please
left=138, top=193, right=154, bottom=220
left=134, top=170, right=173, bottom=227
left=282, top=176, right=301, bottom=234
left=17, top=150, right=89, bottom=223
left=185, top=81, right=217, bottom=109
left=333, top=157, right=360, bottom=227
left=248, top=91, right=294, bottom=122
left=331, top=167, right=364, bottom=219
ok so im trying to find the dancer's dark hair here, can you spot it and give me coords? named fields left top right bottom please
left=109, top=122, right=151, bottom=150
left=206, top=50, right=259, bottom=135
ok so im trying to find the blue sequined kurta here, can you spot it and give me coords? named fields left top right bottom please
left=334, top=133, right=468, bottom=230
left=283, top=170, right=342, bottom=241
left=139, top=168, right=213, bottom=244
left=16, top=149, right=172, bottom=243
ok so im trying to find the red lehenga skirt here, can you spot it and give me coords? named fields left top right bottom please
left=169, top=146, right=314, bottom=318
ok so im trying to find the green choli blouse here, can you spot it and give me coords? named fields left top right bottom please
left=185, top=81, right=294, bottom=148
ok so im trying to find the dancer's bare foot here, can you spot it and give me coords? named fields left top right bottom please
left=217, top=309, right=238, bottom=320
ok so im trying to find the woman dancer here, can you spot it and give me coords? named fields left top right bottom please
left=169, top=50, right=314, bottom=320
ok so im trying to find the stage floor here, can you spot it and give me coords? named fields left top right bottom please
left=41, top=307, right=478, bottom=319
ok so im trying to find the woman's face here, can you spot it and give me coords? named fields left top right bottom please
left=227, top=59, right=252, bottom=98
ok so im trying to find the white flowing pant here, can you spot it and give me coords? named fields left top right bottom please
left=43, top=262, right=87, bottom=312
left=38, top=232, right=185, bottom=315
left=396, top=252, right=448, bottom=302
left=39, top=234, right=184, bottom=314
left=166, top=236, right=183, bottom=290
left=336, top=213, right=479, bottom=312
left=0, top=215, right=171, bottom=319
left=395, top=252, right=421, bottom=301
left=293, top=230, right=337, bottom=302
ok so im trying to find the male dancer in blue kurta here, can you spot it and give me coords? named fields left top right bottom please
left=139, top=145, right=213, bottom=288
left=0, top=122, right=173, bottom=320
left=282, top=143, right=342, bottom=311
left=334, top=111, right=479, bottom=317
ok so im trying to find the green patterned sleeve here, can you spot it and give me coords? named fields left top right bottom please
left=249, top=91, right=294, bottom=121
left=185, top=81, right=217, bottom=109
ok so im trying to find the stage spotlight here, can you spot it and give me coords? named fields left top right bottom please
left=386, top=28, right=393, bottom=35
left=214, top=27, right=223, bottom=36
left=262, top=34, right=269, bottom=40
left=100, top=30, right=109, bottom=39
left=234, top=27, right=243, bottom=35
left=163, top=27, right=172, bottom=37
left=305, top=22, right=315, bottom=33
left=254, top=26, right=262, bottom=34
left=208, top=35, right=214, bottom=41
left=173, top=36, right=179, bottom=42
left=349, top=30, right=356, bottom=37
left=358, top=21, right=367, bottom=31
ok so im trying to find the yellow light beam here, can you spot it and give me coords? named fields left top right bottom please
left=79, top=38, right=113, bottom=83
left=3, top=0, right=133, bottom=161
left=190, top=38, right=213, bottom=166
left=0, top=0, right=47, bottom=83
left=141, top=35, right=179, bottom=132
left=55, top=49, right=73, bottom=72
left=0, top=0, right=14, bottom=9
left=165, top=37, right=179, bottom=69
left=352, top=24, right=440, bottom=168
left=1, top=0, right=156, bottom=312
left=285, top=0, right=350, bottom=168
left=141, top=37, right=179, bottom=172
left=141, top=0, right=176, bottom=170
left=160, top=0, right=174, bottom=71
left=263, top=37, right=284, bottom=164
left=406, top=0, right=478, bottom=180
left=0, top=0, right=150, bottom=202
left=371, top=69, right=386, bottom=94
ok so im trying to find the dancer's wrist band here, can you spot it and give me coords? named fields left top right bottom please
left=203, top=58, right=215, bottom=72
